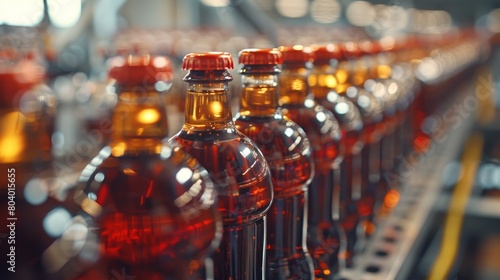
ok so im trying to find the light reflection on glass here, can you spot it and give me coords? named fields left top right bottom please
left=160, top=145, right=172, bottom=160
left=154, top=81, right=171, bottom=92
left=43, top=207, right=72, bottom=238
left=335, top=102, right=349, bottom=115
left=176, top=167, right=194, bottom=185
left=304, top=98, right=315, bottom=108
left=442, top=161, right=462, bottom=187
left=316, top=111, right=327, bottom=122
left=24, top=178, right=49, bottom=205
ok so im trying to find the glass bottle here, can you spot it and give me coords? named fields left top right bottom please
left=47, top=55, right=222, bottom=280
left=387, top=37, right=419, bottom=157
left=316, top=42, right=385, bottom=237
left=234, top=48, right=315, bottom=279
left=307, top=43, right=365, bottom=268
left=278, top=45, right=344, bottom=279
left=363, top=41, right=406, bottom=216
left=170, top=52, right=274, bottom=280
left=0, top=49, right=61, bottom=279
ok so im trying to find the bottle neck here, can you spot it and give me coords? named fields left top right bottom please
left=350, top=57, right=369, bottom=87
left=239, top=66, right=279, bottom=117
left=183, top=76, right=234, bottom=130
left=308, top=63, right=340, bottom=99
left=373, top=53, right=393, bottom=79
left=278, top=64, right=311, bottom=106
left=110, top=85, right=168, bottom=155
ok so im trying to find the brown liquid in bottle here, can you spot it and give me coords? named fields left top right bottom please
left=52, top=55, right=221, bottom=280
left=308, top=44, right=365, bottom=268
left=170, top=52, right=273, bottom=280
left=234, top=49, right=315, bottom=279
left=278, top=46, right=344, bottom=279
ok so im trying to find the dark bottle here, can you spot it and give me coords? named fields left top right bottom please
left=277, top=45, right=344, bottom=279
left=323, top=42, right=386, bottom=237
left=0, top=49, right=61, bottom=280
left=49, top=55, right=222, bottom=280
left=308, top=43, right=365, bottom=268
left=234, top=48, right=315, bottom=279
left=170, top=52, right=274, bottom=280
left=362, top=42, right=406, bottom=216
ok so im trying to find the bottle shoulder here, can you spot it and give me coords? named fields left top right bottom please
left=77, top=145, right=217, bottom=210
left=234, top=114, right=314, bottom=194
left=317, top=93, right=364, bottom=132
left=169, top=129, right=274, bottom=223
left=282, top=103, right=342, bottom=143
left=169, top=129, right=271, bottom=186
left=72, top=145, right=221, bottom=266
left=234, top=115, right=311, bottom=158
left=345, top=87, right=384, bottom=124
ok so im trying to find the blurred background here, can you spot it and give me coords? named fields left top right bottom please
left=2, top=0, right=500, bottom=279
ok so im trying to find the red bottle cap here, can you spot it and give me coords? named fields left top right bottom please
left=182, top=52, right=234, bottom=70
left=310, top=44, right=342, bottom=62
left=0, top=60, right=45, bottom=106
left=278, top=45, right=313, bottom=64
left=238, top=48, right=282, bottom=65
left=108, top=54, right=173, bottom=86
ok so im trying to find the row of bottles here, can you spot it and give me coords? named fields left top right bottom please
left=0, top=30, right=486, bottom=280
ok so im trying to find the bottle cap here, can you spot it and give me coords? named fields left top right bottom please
left=0, top=60, right=44, bottom=106
left=108, top=55, right=173, bottom=86
left=182, top=52, right=234, bottom=70
left=310, top=44, right=342, bottom=62
left=238, top=48, right=282, bottom=65
left=278, top=45, right=313, bottom=64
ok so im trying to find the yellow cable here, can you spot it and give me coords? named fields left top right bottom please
left=427, top=133, right=483, bottom=280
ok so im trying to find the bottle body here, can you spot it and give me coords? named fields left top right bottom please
left=364, top=78, right=402, bottom=216
left=0, top=57, right=61, bottom=278
left=173, top=128, right=273, bottom=280
left=68, top=146, right=220, bottom=280
left=309, top=60, right=365, bottom=268
left=49, top=56, right=221, bottom=280
left=235, top=55, right=315, bottom=279
left=314, top=94, right=364, bottom=267
left=172, top=65, right=274, bottom=280
left=276, top=47, right=344, bottom=277
left=281, top=103, right=343, bottom=279
left=235, top=114, right=314, bottom=280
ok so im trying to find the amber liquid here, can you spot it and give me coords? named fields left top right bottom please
left=172, top=84, right=273, bottom=280
left=281, top=103, right=343, bottom=279
left=235, top=108, right=314, bottom=279
left=47, top=85, right=221, bottom=280
left=75, top=153, right=220, bottom=280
